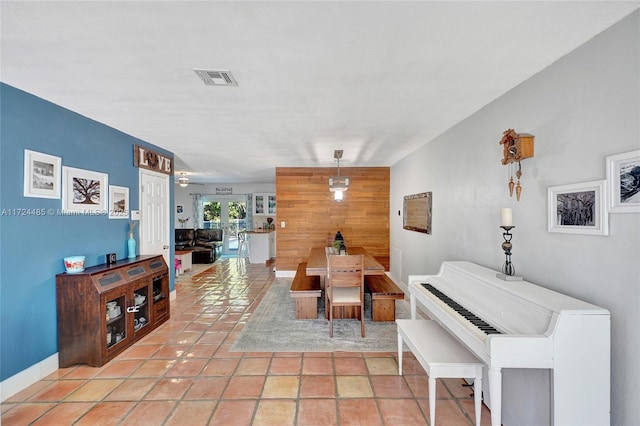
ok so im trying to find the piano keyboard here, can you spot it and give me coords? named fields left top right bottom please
left=420, top=283, right=502, bottom=335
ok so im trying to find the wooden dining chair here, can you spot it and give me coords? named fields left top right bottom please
left=326, top=254, right=365, bottom=338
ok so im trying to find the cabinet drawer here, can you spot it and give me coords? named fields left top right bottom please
left=154, top=298, right=169, bottom=322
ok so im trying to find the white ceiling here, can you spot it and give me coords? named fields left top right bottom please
left=2, top=1, right=638, bottom=183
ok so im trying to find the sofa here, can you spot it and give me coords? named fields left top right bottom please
left=175, top=228, right=223, bottom=263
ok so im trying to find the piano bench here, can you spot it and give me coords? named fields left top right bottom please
left=364, top=275, right=404, bottom=322
left=290, top=263, right=321, bottom=319
left=397, top=319, right=484, bottom=426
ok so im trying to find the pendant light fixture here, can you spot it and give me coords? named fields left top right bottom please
left=178, top=172, right=189, bottom=187
left=329, top=150, right=349, bottom=202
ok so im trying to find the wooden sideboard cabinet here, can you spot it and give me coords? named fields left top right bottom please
left=56, top=255, right=170, bottom=367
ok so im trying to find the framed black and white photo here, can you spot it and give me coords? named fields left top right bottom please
left=62, top=166, right=108, bottom=213
left=23, top=149, right=61, bottom=199
left=606, top=150, right=640, bottom=213
left=548, top=180, right=608, bottom=236
left=108, top=185, right=129, bottom=219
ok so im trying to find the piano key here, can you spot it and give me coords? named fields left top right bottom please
left=420, top=283, right=502, bottom=335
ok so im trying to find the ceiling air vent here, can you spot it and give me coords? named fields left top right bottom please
left=194, top=69, right=238, bottom=86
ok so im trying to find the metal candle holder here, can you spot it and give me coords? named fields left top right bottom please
left=498, top=226, right=522, bottom=281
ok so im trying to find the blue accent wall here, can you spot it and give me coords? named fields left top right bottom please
left=0, top=83, right=175, bottom=381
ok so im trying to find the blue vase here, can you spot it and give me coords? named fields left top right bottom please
left=127, top=234, right=136, bottom=259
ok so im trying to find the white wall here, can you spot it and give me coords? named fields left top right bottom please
left=390, top=12, right=639, bottom=426
left=174, top=182, right=275, bottom=228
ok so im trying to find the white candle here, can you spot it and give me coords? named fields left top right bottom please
left=501, top=208, right=513, bottom=227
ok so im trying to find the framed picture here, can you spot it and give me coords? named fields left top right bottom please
left=547, top=180, right=608, bottom=236
left=23, top=149, right=61, bottom=199
left=176, top=205, right=184, bottom=214
left=606, top=150, right=640, bottom=213
left=403, top=192, right=432, bottom=234
left=108, top=185, right=129, bottom=219
left=62, top=166, right=108, bottom=214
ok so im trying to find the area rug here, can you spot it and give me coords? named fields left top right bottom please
left=231, top=278, right=419, bottom=353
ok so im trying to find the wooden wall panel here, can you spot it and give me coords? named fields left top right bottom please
left=275, top=167, right=389, bottom=271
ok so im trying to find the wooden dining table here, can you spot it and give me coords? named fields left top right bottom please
left=305, top=246, right=385, bottom=320
left=305, top=246, right=385, bottom=278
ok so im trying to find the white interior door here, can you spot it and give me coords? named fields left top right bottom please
left=139, top=169, right=170, bottom=267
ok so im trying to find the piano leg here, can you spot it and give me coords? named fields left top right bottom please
left=410, top=294, right=417, bottom=319
left=488, top=367, right=502, bottom=426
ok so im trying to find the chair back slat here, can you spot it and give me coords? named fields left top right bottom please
left=327, top=254, right=364, bottom=289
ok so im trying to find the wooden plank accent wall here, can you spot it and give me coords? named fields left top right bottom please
left=275, top=167, right=390, bottom=272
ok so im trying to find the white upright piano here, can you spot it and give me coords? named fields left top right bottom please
left=409, top=261, right=610, bottom=426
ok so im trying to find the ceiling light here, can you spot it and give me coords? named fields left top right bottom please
left=178, top=172, right=189, bottom=187
left=329, top=150, right=349, bottom=201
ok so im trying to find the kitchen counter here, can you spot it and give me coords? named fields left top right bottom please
left=245, top=229, right=275, bottom=234
left=244, top=230, right=275, bottom=263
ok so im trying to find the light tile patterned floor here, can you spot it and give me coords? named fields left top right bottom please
left=2, top=258, right=491, bottom=425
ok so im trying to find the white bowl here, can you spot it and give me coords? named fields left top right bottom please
left=108, top=306, right=121, bottom=319
left=64, top=256, right=85, bottom=273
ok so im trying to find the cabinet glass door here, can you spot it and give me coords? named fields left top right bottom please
left=105, top=293, right=127, bottom=349
left=267, top=194, right=276, bottom=215
left=132, top=281, right=150, bottom=335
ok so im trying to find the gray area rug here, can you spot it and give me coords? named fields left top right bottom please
left=231, top=278, right=418, bottom=352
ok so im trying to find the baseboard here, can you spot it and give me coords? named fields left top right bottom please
left=0, top=353, right=59, bottom=402
left=170, top=289, right=177, bottom=301
left=275, top=270, right=295, bottom=278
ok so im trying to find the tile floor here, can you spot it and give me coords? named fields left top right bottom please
left=2, top=258, right=491, bottom=425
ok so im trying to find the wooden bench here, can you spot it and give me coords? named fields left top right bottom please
left=290, top=263, right=321, bottom=319
left=397, top=319, right=483, bottom=426
left=374, top=255, right=390, bottom=271
left=364, top=274, right=404, bottom=322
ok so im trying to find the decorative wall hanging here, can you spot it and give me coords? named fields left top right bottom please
left=108, top=185, right=129, bottom=219
left=61, top=166, right=108, bottom=214
left=499, top=129, right=534, bottom=201
left=133, top=144, right=173, bottom=175
left=216, top=187, right=233, bottom=195
left=606, top=149, right=640, bottom=213
left=23, top=149, right=61, bottom=199
left=403, top=192, right=432, bottom=234
left=547, top=180, right=608, bottom=236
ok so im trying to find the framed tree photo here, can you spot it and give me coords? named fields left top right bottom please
left=547, top=180, right=608, bottom=236
left=108, top=185, right=129, bottom=219
left=62, top=166, right=108, bottom=214
left=606, top=150, right=640, bottom=213
left=23, top=149, right=61, bottom=199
